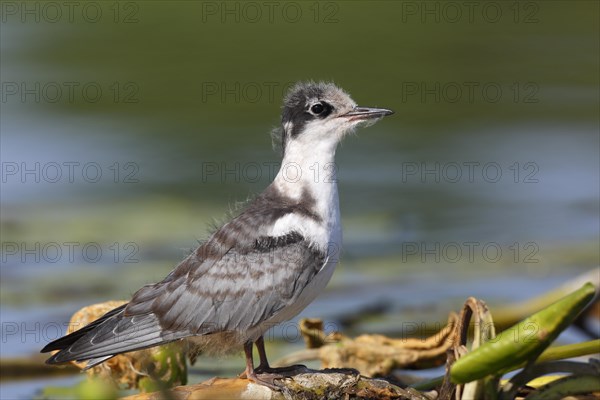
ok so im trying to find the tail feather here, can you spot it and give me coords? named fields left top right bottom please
left=54, top=325, right=162, bottom=362
left=81, top=355, right=115, bottom=370
left=41, top=304, right=127, bottom=353
left=42, top=304, right=187, bottom=366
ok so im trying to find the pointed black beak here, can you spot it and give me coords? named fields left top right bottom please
left=340, top=107, right=394, bottom=121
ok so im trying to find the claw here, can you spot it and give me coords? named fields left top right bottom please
left=245, top=370, right=284, bottom=390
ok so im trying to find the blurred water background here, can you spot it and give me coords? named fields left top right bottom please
left=1, top=1, right=598, bottom=398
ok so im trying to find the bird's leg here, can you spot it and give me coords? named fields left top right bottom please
left=240, top=341, right=281, bottom=390
left=239, top=341, right=254, bottom=379
left=255, top=335, right=270, bottom=370
left=254, top=335, right=309, bottom=375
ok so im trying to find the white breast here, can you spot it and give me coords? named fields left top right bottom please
left=247, top=249, right=340, bottom=342
left=247, top=136, right=343, bottom=341
left=248, top=185, right=342, bottom=341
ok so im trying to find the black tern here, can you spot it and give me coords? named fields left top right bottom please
left=42, top=81, right=393, bottom=388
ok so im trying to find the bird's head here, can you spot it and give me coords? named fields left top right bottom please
left=274, top=81, right=393, bottom=155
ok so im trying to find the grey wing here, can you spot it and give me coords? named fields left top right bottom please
left=43, top=185, right=328, bottom=365
left=44, top=237, right=324, bottom=366
left=125, top=237, right=326, bottom=337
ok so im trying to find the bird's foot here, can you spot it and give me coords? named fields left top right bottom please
left=255, top=363, right=310, bottom=375
left=242, top=364, right=311, bottom=390
left=321, top=367, right=361, bottom=376
left=241, top=362, right=359, bottom=391
left=245, top=370, right=285, bottom=390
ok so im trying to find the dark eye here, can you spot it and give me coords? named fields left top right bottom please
left=311, top=103, right=324, bottom=114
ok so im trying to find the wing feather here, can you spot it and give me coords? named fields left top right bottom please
left=127, top=236, right=325, bottom=336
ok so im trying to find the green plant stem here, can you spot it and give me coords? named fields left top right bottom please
left=410, top=339, right=600, bottom=391
left=537, top=339, right=600, bottom=363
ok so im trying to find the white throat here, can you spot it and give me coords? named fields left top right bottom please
left=270, top=132, right=342, bottom=252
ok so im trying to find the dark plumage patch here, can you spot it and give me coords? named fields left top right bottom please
left=282, top=101, right=332, bottom=138
left=254, top=231, right=303, bottom=252
left=193, top=185, right=320, bottom=260
left=278, top=82, right=340, bottom=150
